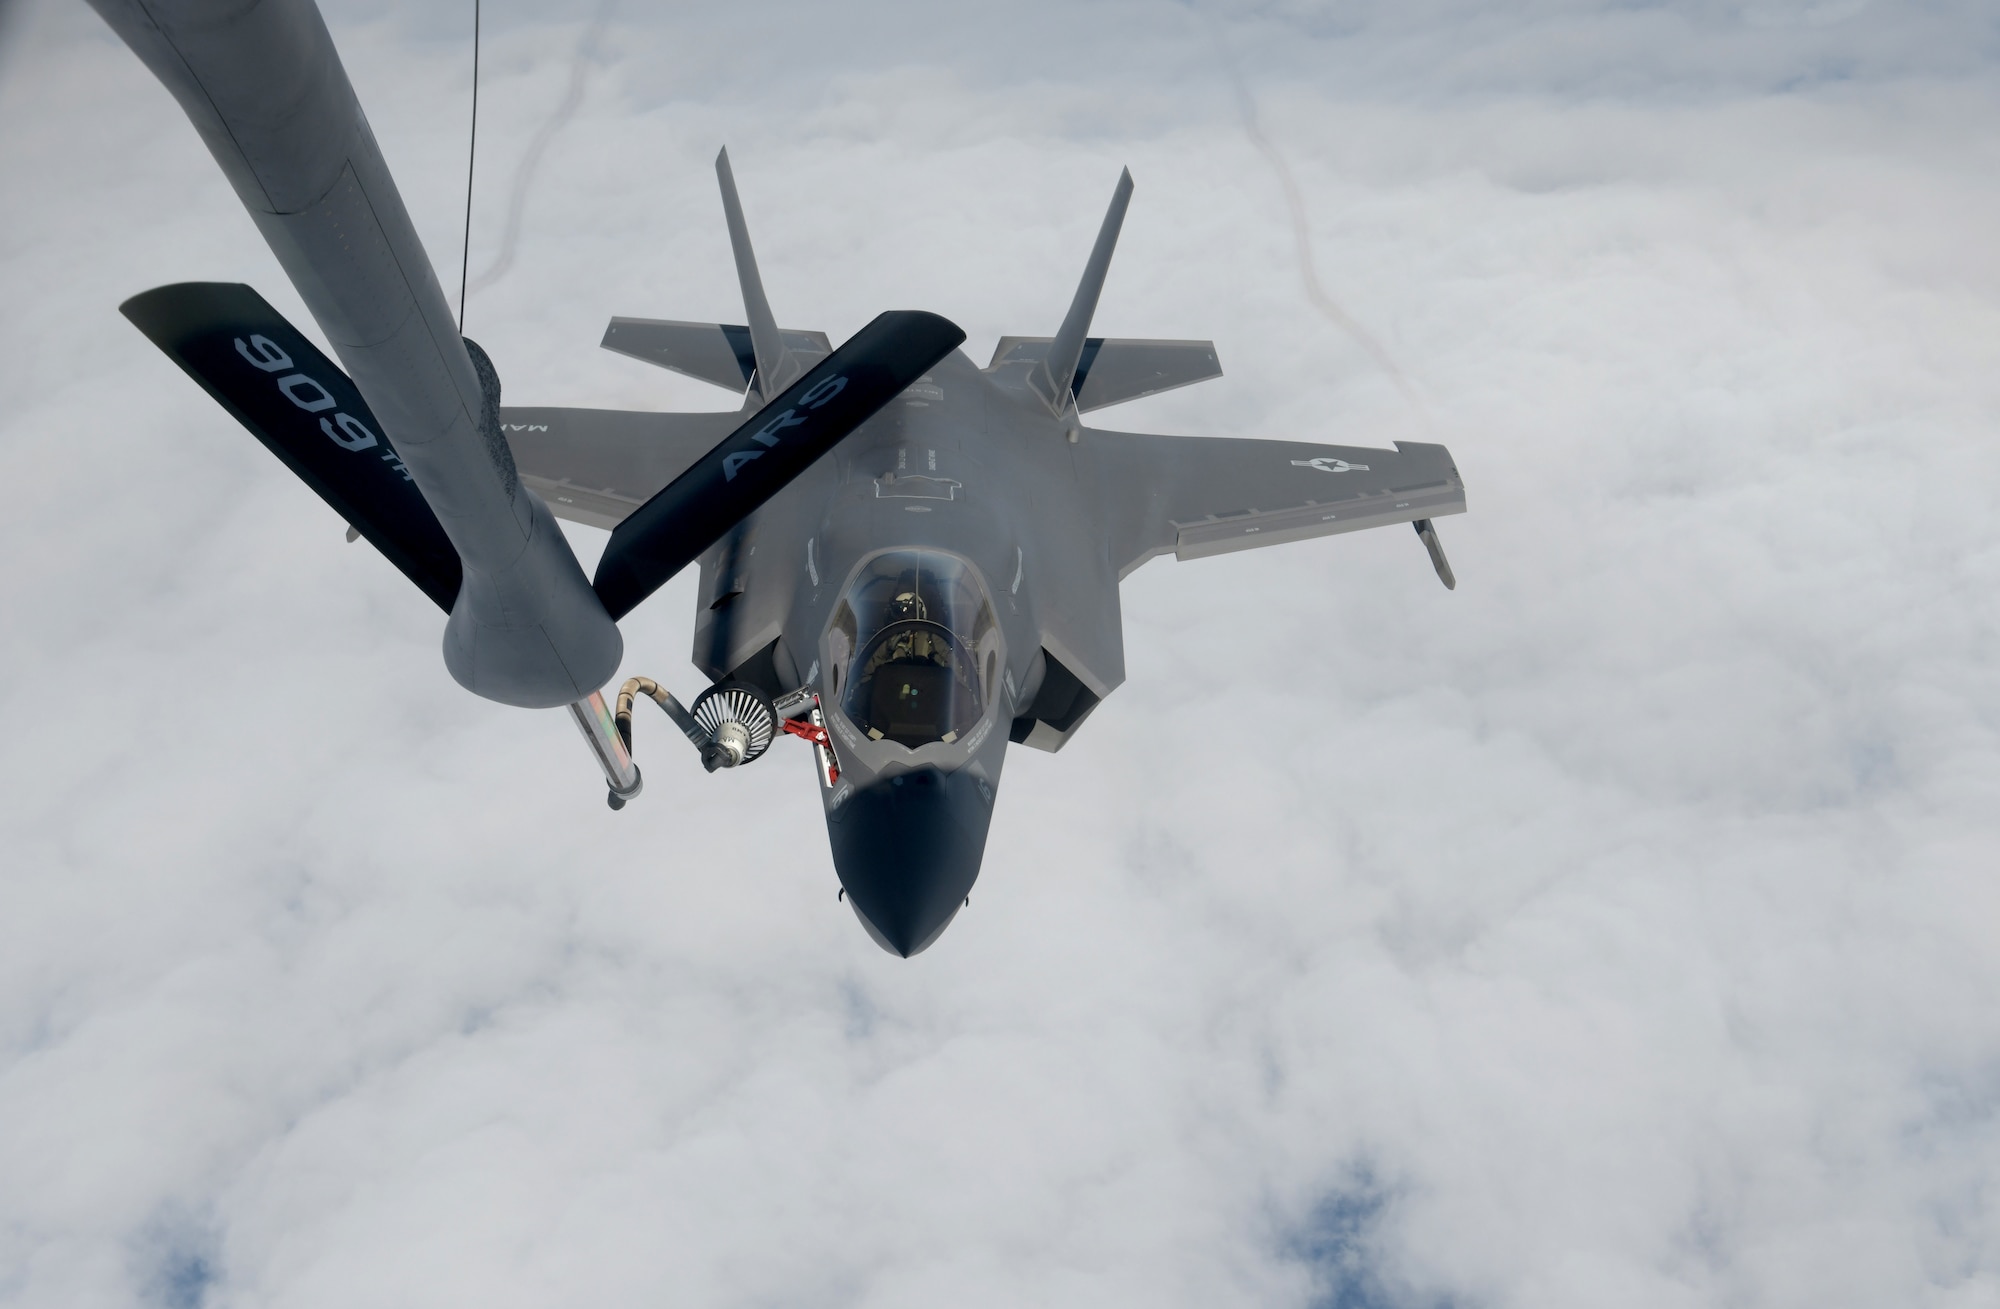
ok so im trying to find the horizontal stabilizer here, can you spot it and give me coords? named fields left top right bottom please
left=120, top=282, right=462, bottom=610
left=593, top=310, right=966, bottom=620
left=601, top=318, right=831, bottom=392
left=989, top=336, right=1221, bottom=412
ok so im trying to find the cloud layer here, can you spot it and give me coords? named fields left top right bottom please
left=3, top=1, right=1999, bottom=1305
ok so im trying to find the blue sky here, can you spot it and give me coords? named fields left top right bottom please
left=2, top=1, right=1999, bottom=1305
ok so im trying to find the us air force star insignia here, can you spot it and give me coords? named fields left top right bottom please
left=1292, top=456, right=1370, bottom=473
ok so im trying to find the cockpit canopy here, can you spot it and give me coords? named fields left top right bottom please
left=827, top=551, right=998, bottom=750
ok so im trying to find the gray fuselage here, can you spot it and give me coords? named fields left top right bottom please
left=696, top=346, right=1105, bottom=956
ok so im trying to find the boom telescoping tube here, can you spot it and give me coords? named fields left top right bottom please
left=569, top=691, right=642, bottom=808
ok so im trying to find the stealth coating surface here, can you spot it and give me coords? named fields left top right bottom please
left=592, top=310, right=966, bottom=620
left=121, top=282, right=462, bottom=610
left=829, top=767, right=990, bottom=957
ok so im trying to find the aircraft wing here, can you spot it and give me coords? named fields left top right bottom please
left=499, top=406, right=741, bottom=530
left=1081, top=432, right=1465, bottom=577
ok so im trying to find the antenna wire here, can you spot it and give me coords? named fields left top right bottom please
left=458, top=0, right=480, bottom=330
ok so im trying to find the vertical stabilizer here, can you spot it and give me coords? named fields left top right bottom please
left=715, top=148, right=798, bottom=400
left=1036, top=167, right=1134, bottom=413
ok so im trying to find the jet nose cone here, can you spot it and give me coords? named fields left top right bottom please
left=829, top=766, right=993, bottom=957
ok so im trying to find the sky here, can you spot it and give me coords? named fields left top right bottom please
left=3, top=0, right=2000, bottom=1305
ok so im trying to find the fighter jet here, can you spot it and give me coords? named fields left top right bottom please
left=93, top=0, right=1466, bottom=956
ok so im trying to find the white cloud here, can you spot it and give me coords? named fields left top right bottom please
left=2, top=0, right=1999, bottom=1305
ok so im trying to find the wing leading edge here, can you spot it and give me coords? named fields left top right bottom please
left=500, top=407, right=741, bottom=530
left=1080, top=432, right=1465, bottom=579
left=600, top=319, right=832, bottom=394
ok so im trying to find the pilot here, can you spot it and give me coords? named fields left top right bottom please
left=871, top=590, right=951, bottom=671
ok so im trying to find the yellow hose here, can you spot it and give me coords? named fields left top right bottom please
left=614, top=676, right=674, bottom=752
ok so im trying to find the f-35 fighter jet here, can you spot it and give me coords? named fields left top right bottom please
left=94, top=0, right=1465, bottom=956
